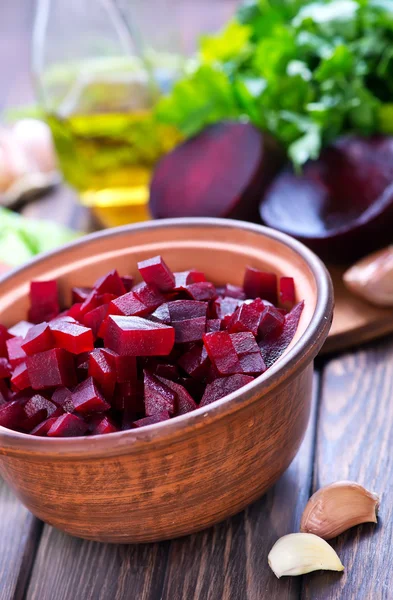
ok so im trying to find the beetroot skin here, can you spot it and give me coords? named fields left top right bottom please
left=0, top=255, right=303, bottom=436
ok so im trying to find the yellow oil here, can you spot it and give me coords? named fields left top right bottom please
left=47, top=110, right=182, bottom=227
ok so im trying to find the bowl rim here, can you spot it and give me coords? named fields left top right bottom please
left=0, top=217, right=333, bottom=457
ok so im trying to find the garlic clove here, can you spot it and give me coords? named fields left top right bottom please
left=268, top=532, right=344, bottom=578
left=344, top=247, right=393, bottom=307
left=12, top=119, right=57, bottom=174
left=300, top=481, right=380, bottom=540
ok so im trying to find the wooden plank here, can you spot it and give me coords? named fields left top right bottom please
left=161, top=373, right=320, bottom=600
left=25, top=375, right=320, bottom=600
left=0, top=480, right=42, bottom=600
left=302, top=340, right=393, bottom=599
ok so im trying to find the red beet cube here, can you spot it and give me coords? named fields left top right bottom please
left=223, top=284, right=246, bottom=300
left=167, top=300, right=207, bottom=322
left=50, top=320, right=94, bottom=354
left=47, top=413, right=89, bottom=437
left=121, top=276, right=134, bottom=292
left=203, top=332, right=241, bottom=375
left=115, top=354, right=137, bottom=383
left=149, top=303, right=171, bottom=324
left=174, top=270, right=206, bottom=290
left=83, top=304, right=110, bottom=337
left=243, top=267, right=278, bottom=305
left=88, top=349, right=117, bottom=398
left=30, top=416, right=58, bottom=436
left=0, top=358, right=11, bottom=378
left=65, top=302, right=84, bottom=322
left=154, top=362, right=178, bottom=380
left=0, top=400, right=25, bottom=429
left=71, top=377, right=111, bottom=415
left=258, top=306, right=285, bottom=338
left=109, top=292, right=150, bottom=317
left=259, top=301, right=304, bottom=367
left=178, top=344, right=210, bottom=378
left=104, top=315, right=175, bottom=356
left=114, top=380, right=144, bottom=414
left=144, top=370, right=175, bottom=416
left=279, top=277, right=296, bottom=310
left=27, top=348, right=77, bottom=389
left=11, top=362, right=31, bottom=390
left=200, top=374, right=254, bottom=407
left=91, top=415, right=118, bottom=435
left=72, top=286, right=92, bottom=303
left=52, top=387, right=74, bottom=412
left=213, top=296, right=242, bottom=319
left=22, top=322, right=54, bottom=355
left=206, top=319, right=221, bottom=333
left=132, top=411, right=170, bottom=428
left=93, top=269, right=126, bottom=296
left=22, top=394, right=60, bottom=430
left=0, top=325, right=11, bottom=358
left=28, top=280, right=60, bottom=323
left=8, top=320, right=33, bottom=338
left=156, top=375, right=197, bottom=415
left=173, top=317, right=207, bottom=343
left=6, top=337, right=27, bottom=367
left=138, top=255, right=175, bottom=292
left=133, top=282, right=165, bottom=310
left=186, top=282, right=217, bottom=302
left=228, top=299, right=264, bottom=336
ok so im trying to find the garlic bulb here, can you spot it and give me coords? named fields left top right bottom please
left=344, top=247, right=393, bottom=307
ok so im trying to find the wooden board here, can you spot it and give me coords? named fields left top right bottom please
left=322, top=266, right=393, bottom=354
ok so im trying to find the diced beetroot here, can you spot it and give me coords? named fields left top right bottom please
left=79, top=290, right=101, bottom=316
left=144, top=370, right=175, bottom=416
left=279, top=277, right=296, bottom=310
left=227, top=299, right=264, bottom=336
left=28, top=280, right=60, bottom=323
left=93, top=269, right=126, bottom=296
left=21, top=394, right=61, bottom=430
left=200, top=374, right=254, bottom=407
left=259, top=301, right=304, bottom=367
left=229, top=332, right=267, bottom=375
left=6, top=337, right=27, bottom=367
left=0, top=324, right=11, bottom=357
left=174, top=270, right=206, bottom=290
left=109, top=292, right=150, bottom=317
left=88, top=349, right=117, bottom=398
left=203, top=332, right=241, bottom=375
left=8, top=320, right=33, bottom=338
left=148, top=303, right=171, bottom=324
left=104, top=315, right=175, bottom=356
left=154, top=363, right=178, bottom=380
left=30, top=416, right=58, bottom=436
left=22, top=322, right=54, bottom=355
left=156, top=375, right=197, bottom=415
left=121, top=276, right=134, bottom=292
left=178, top=344, right=210, bottom=378
left=138, top=255, right=175, bottom=292
left=66, top=302, right=84, bottom=322
left=50, top=320, right=94, bottom=354
left=27, top=348, right=77, bottom=389
left=238, top=352, right=266, bottom=375
left=258, top=306, right=285, bottom=338
left=11, top=362, right=31, bottom=390
left=186, top=282, right=217, bottom=302
left=72, top=287, right=92, bottom=303
left=206, top=319, right=220, bottom=333
left=132, top=411, right=170, bottom=428
left=115, top=354, right=137, bottom=383
left=0, top=400, right=25, bottom=429
left=83, top=304, right=110, bottom=337
left=243, top=267, right=278, bottom=305
left=213, top=296, right=242, bottom=319
left=0, top=358, right=11, bottom=378
left=223, top=284, right=246, bottom=300
left=52, top=387, right=74, bottom=412
left=133, top=282, right=165, bottom=310
left=230, top=331, right=257, bottom=355
left=91, top=415, right=118, bottom=435
left=172, top=317, right=207, bottom=344
left=113, top=380, right=144, bottom=413
left=47, top=413, right=89, bottom=437
left=71, top=377, right=111, bottom=415
left=167, top=300, right=207, bottom=322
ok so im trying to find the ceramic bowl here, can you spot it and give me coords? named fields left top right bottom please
left=0, top=218, right=333, bottom=543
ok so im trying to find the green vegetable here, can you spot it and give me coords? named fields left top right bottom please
left=0, top=208, right=79, bottom=266
left=155, top=0, right=393, bottom=167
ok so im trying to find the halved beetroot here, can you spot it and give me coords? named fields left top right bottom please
left=260, top=136, right=393, bottom=263
left=150, top=122, right=283, bottom=222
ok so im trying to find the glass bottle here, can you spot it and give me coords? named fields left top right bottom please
left=32, top=0, right=184, bottom=227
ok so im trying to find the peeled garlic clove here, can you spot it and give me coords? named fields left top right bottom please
left=344, top=247, right=393, bottom=307
left=0, top=129, right=34, bottom=194
left=268, top=533, right=344, bottom=578
left=12, top=119, right=57, bottom=174
left=300, top=481, right=380, bottom=540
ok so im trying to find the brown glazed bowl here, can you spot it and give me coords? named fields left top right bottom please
left=0, top=218, right=333, bottom=543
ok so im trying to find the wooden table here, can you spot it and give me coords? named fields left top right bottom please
left=1, top=4, right=392, bottom=600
